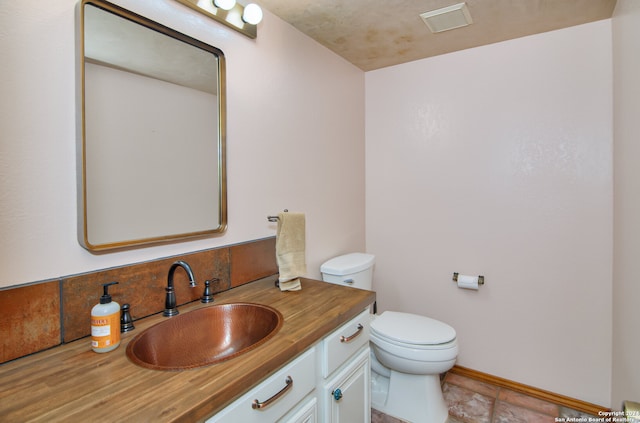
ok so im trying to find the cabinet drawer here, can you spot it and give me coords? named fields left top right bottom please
left=321, top=309, right=371, bottom=378
left=207, top=348, right=316, bottom=423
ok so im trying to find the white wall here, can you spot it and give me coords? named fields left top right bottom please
left=0, top=0, right=365, bottom=288
left=612, top=0, right=640, bottom=409
left=366, top=21, right=613, bottom=406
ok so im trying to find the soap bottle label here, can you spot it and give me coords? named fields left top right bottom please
left=91, top=311, right=120, bottom=349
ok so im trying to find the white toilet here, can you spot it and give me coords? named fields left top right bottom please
left=321, top=253, right=458, bottom=423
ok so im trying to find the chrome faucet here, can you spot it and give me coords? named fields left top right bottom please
left=163, top=260, right=197, bottom=317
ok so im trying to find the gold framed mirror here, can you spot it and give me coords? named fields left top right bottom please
left=78, top=0, right=227, bottom=252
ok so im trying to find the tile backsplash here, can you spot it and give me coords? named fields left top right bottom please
left=0, top=237, right=277, bottom=364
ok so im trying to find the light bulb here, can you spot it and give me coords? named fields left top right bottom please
left=213, top=0, right=236, bottom=11
left=242, top=3, right=263, bottom=25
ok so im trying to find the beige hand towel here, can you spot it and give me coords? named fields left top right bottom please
left=276, top=212, right=306, bottom=291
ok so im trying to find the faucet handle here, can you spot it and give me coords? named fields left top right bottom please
left=201, top=279, right=217, bottom=303
left=120, top=303, right=135, bottom=332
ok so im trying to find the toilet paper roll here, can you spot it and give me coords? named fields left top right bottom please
left=457, top=275, right=479, bottom=290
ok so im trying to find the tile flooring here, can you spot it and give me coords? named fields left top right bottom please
left=371, top=372, right=599, bottom=423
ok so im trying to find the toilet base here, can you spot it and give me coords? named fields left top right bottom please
left=371, top=368, right=449, bottom=423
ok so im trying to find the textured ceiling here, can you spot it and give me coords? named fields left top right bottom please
left=255, top=0, right=617, bottom=71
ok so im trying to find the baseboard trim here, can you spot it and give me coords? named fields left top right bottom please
left=449, top=365, right=610, bottom=416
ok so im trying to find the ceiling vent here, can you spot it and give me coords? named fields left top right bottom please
left=420, top=2, right=473, bottom=33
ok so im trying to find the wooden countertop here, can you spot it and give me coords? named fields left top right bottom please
left=0, top=277, right=375, bottom=422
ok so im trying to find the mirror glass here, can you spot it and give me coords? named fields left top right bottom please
left=79, top=0, right=226, bottom=252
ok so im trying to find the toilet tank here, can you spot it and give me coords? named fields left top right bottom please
left=320, top=253, right=375, bottom=290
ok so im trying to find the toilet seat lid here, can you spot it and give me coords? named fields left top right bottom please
left=371, top=311, right=456, bottom=345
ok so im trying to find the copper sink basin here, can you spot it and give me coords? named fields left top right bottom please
left=126, top=303, right=283, bottom=371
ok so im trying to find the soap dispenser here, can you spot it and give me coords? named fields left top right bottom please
left=91, top=282, right=121, bottom=353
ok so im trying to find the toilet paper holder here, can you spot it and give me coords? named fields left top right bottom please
left=453, top=272, right=485, bottom=285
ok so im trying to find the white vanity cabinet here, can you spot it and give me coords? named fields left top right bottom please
left=206, top=348, right=316, bottom=423
left=206, top=308, right=372, bottom=423
left=318, top=309, right=372, bottom=423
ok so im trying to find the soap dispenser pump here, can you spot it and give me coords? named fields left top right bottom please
left=91, top=281, right=121, bottom=353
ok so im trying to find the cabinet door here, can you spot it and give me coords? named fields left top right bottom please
left=324, top=348, right=370, bottom=423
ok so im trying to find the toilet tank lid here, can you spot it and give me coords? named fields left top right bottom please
left=320, top=253, right=375, bottom=276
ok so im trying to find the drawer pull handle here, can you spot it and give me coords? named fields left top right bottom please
left=333, top=388, right=343, bottom=401
left=252, top=376, right=293, bottom=410
left=340, top=324, right=364, bottom=343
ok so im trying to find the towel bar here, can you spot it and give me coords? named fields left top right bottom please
left=267, top=209, right=288, bottom=222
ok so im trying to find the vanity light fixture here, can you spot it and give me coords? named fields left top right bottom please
left=176, top=0, right=263, bottom=38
